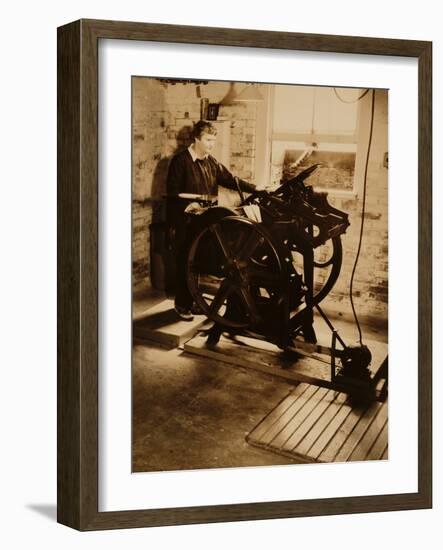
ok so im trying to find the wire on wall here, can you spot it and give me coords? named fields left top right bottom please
left=348, top=89, right=376, bottom=345
left=333, top=88, right=370, bottom=104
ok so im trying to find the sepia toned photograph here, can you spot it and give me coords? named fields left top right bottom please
left=131, top=77, right=388, bottom=473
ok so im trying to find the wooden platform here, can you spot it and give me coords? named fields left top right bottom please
left=246, top=383, right=388, bottom=463
left=133, top=299, right=208, bottom=348
left=184, top=332, right=387, bottom=398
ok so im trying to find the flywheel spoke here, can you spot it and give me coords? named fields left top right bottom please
left=208, top=279, right=234, bottom=315
left=235, top=231, right=264, bottom=262
left=210, top=223, right=232, bottom=262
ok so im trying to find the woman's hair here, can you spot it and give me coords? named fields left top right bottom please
left=192, top=120, right=217, bottom=140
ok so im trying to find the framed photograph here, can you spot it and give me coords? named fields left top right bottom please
left=57, top=19, right=432, bottom=530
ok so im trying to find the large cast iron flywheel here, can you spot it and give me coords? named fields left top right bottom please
left=186, top=215, right=299, bottom=330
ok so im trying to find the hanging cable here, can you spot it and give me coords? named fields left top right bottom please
left=349, top=89, right=376, bottom=345
left=310, top=87, right=316, bottom=136
left=333, top=88, right=370, bottom=104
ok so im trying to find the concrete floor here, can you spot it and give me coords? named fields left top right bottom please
left=132, top=286, right=388, bottom=473
left=132, top=342, right=300, bottom=472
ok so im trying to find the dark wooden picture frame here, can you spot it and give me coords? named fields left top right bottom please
left=57, top=19, right=432, bottom=531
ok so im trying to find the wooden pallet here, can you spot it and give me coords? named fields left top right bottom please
left=246, top=383, right=388, bottom=463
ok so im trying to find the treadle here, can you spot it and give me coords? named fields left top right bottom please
left=184, top=333, right=388, bottom=398
left=184, top=333, right=331, bottom=385
left=133, top=299, right=208, bottom=348
left=246, top=383, right=388, bottom=463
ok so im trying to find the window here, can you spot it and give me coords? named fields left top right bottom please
left=267, top=85, right=366, bottom=195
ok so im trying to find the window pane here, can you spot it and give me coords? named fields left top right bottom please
left=314, top=87, right=359, bottom=135
left=273, top=85, right=360, bottom=136
left=273, top=85, right=315, bottom=134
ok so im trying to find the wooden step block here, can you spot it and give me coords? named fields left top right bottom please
left=133, top=299, right=208, bottom=348
left=247, top=383, right=388, bottom=463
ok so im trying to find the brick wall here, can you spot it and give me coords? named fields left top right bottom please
left=132, top=78, right=166, bottom=288
left=321, top=90, right=388, bottom=326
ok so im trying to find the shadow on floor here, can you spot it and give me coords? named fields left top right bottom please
left=26, top=504, right=57, bottom=522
